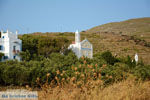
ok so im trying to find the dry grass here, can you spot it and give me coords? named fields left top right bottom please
left=36, top=61, right=150, bottom=100
left=86, top=17, right=150, bottom=35
left=38, top=76, right=150, bottom=100
left=85, top=32, right=150, bottom=64
left=92, top=77, right=150, bottom=100
left=85, top=17, right=150, bottom=64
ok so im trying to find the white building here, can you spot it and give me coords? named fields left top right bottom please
left=68, top=30, right=93, bottom=58
left=0, top=30, right=22, bottom=61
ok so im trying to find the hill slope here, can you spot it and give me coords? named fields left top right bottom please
left=86, top=17, right=150, bottom=35
left=84, top=17, right=150, bottom=64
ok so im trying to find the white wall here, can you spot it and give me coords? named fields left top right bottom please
left=0, top=30, right=22, bottom=61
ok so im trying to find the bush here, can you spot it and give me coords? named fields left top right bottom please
left=0, top=50, right=149, bottom=86
left=19, top=34, right=70, bottom=61
left=1, top=60, right=30, bottom=85
left=126, top=55, right=136, bottom=68
left=101, top=63, right=129, bottom=85
left=101, top=51, right=119, bottom=65
left=133, top=65, right=150, bottom=81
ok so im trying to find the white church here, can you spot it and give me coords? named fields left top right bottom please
left=0, top=30, right=22, bottom=61
left=68, top=30, right=93, bottom=58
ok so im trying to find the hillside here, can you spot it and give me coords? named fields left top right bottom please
left=86, top=17, right=150, bottom=42
left=83, top=17, right=150, bottom=64
left=86, top=17, right=150, bottom=35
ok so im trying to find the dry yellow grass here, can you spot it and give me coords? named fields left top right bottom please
left=92, top=77, right=150, bottom=100
left=86, top=17, right=150, bottom=35
left=38, top=76, right=150, bottom=100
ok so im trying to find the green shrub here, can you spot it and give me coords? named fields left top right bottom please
left=101, top=63, right=129, bottom=85
left=101, top=51, right=119, bottom=65
left=1, top=60, right=30, bottom=85
left=19, top=34, right=69, bottom=61
left=0, top=51, right=149, bottom=86
left=126, top=55, right=136, bottom=68
left=133, top=65, right=150, bottom=81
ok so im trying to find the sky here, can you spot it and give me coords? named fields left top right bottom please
left=0, top=0, right=150, bottom=34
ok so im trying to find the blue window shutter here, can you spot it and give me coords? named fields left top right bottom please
left=0, top=45, right=3, bottom=50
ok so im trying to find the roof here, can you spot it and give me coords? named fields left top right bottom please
left=72, top=41, right=75, bottom=44
left=81, top=39, right=92, bottom=45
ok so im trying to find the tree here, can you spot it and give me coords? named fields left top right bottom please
left=19, top=50, right=31, bottom=61
left=19, top=34, right=38, bottom=58
left=101, top=51, right=118, bottom=65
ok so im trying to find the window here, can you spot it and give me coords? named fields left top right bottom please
left=13, top=46, right=16, bottom=51
left=13, top=56, right=16, bottom=59
left=0, top=45, right=3, bottom=50
left=4, top=56, right=8, bottom=60
left=86, top=51, right=88, bottom=57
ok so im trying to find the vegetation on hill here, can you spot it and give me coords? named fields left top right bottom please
left=86, top=17, right=150, bottom=35
left=86, top=17, right=150, bottom=48
left=0, top=50, right=150, bottom=86
left=19, top=34, right=70, bottom=61
left=83, top=18, right=150, bottom=64
left=0, top=34, right=150, bottom=87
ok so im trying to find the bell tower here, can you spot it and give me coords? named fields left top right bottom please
left=75, top=30, right=80, bottom=44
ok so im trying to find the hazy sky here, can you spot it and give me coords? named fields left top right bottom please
left=0, top=0, right=150, bottom=34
